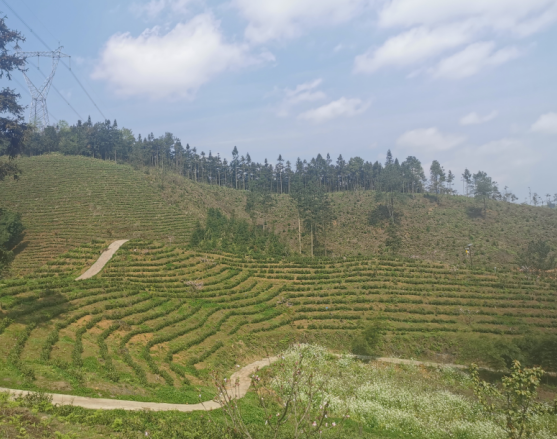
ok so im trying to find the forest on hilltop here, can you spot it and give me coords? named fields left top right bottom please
left=16, top=118, right=557, bottom=209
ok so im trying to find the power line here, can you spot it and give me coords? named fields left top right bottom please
left=63, top=64, right=106, bottom=120
left=1, top=0, right=52, bottom=58
left=19, top=0, right=59, bottom=45
left=26, top=58, right=83, bottom=121
left=12, top=76, right=59, bottom=123
left=1, top=0, right=107, bottom=121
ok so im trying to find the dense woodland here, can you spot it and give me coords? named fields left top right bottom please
left=9, top=118, right=557, bottom=208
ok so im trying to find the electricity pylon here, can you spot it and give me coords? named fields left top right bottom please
left=18, top=46, right=70, bottom=130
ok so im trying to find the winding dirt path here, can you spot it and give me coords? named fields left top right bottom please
left=3, top=355, right=549, bottom=412
left=76, top=239, right=129, bottom=280
left=0, top=356, right=278, bottom=412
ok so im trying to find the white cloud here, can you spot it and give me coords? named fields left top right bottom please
left=234, top=0, right=370, bottom=44
left=298, top=97, right=369, bottom=123
left=474, top=138, right=540, bottom=181
left=460, top=111, right=498, bottom=125
left=131, top=0, right=195, bottom=18
left=285, top=79, right=326, bottom=105
left=397, top=127, right=465, bottom=152
left=531, top=112, right=557, bottom=134
left=92, top=14, right=270, bottom=100
left=356, top=0, right=555, bottom=77
left=514, top=3, right=557, bottom=36
left=276, top=79, right=327, bottom=117
left=333, top=44, right=344, bottom=53
left=432, top=42, right=520, bottom=79
left=354, top=23, right=475, bottom=73
left=378, top=0, right=557, bottom=34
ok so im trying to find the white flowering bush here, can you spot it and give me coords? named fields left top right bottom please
left=269, top=344, right=557, bottom=439
left=212, top=344, right=349, bottom=439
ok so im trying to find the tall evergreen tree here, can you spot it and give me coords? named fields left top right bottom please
left=462, top=169, right=472, bottom=196
left=377, top=153, right=403, bottom=222
left=385, top=149, right=394, bottom=166
left=447, top=170, right=455, bottom=194
left=232, top=146, right=239, bottom=189
left=290, top=176, right=333, bottom=257
left=429, top=160, right=446, bottom=194
left=0, top=16, right=27, bottom=181
left=401, top=156, right=425, bottom=194
left=473, top=171, right=499, bottom=215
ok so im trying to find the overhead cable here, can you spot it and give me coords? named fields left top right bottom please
left=12, top=76, right=59, bottom=123
left=1, top=0, right=107, bottom=121
left=27, top=59, right=84, bottom=121
left=19, top=0, right=60, bottom=44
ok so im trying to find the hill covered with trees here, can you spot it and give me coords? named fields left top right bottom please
left=20, top=118, right=557, bottom=206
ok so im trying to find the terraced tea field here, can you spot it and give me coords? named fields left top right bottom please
left=0, top=155, right=197, bottom=274
left=1, top=239, right=555, bottom=402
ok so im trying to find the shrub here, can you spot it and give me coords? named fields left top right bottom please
left=351, top=318, right=386, bottom=356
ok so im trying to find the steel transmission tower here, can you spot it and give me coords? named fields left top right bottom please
left=18, top=47, right=70, bottom=130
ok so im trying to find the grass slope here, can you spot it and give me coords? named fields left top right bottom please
left=259, top=191, right=557, bottom=266
left=0, top=154, right=556, bottom=407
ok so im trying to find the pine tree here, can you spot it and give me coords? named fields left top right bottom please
left=473, top=171, right=499, bottom=215
left=377, top=157, right=403, bottom=222
left=290, top=177, right=333, bottom=257
left=385, top=149, right=393, bottom=166
left=462, top=169, right=472, bottom=196
left=0, top=16, right=27, bottom=181
left=447, top=170, right=455, bottom=194
left=429, top=160, right=446, bottom=194
left=232, top=146, right=239, bottom=189
left=401, top=156, right=425, bottom=194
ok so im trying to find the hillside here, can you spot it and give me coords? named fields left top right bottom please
left=1, top=155, right=556, bottom=275
left=1, top=155, right=556, bottom=438
left=259, top=190, right=557, bottom=266
left=0, top=155, right=245, bottom=274
left=0, top=237, right=556, bottom=402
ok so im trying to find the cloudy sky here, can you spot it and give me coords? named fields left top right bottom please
left=5, top=0, right=557, bottom=200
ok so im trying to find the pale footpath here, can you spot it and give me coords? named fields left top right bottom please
left=76, top=239, right=129, bottom=280
left=0, top=357, right=278, bottom=412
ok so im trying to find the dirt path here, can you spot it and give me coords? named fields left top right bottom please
left=0, top=356, right=278, bottom=412
left=76, top=239, right=129, bottom=280
left=0, top=356, right=467, bottom=413
left=3, top=355, right=551, bottom=412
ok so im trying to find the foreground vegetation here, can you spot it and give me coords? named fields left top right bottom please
left=1, top=345, right=555, bottom=439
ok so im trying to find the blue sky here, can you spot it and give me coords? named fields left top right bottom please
left=4, top=0, right=557, bottom=200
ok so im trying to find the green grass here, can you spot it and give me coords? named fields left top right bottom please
left=0, top=155, right=198, bottom=274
